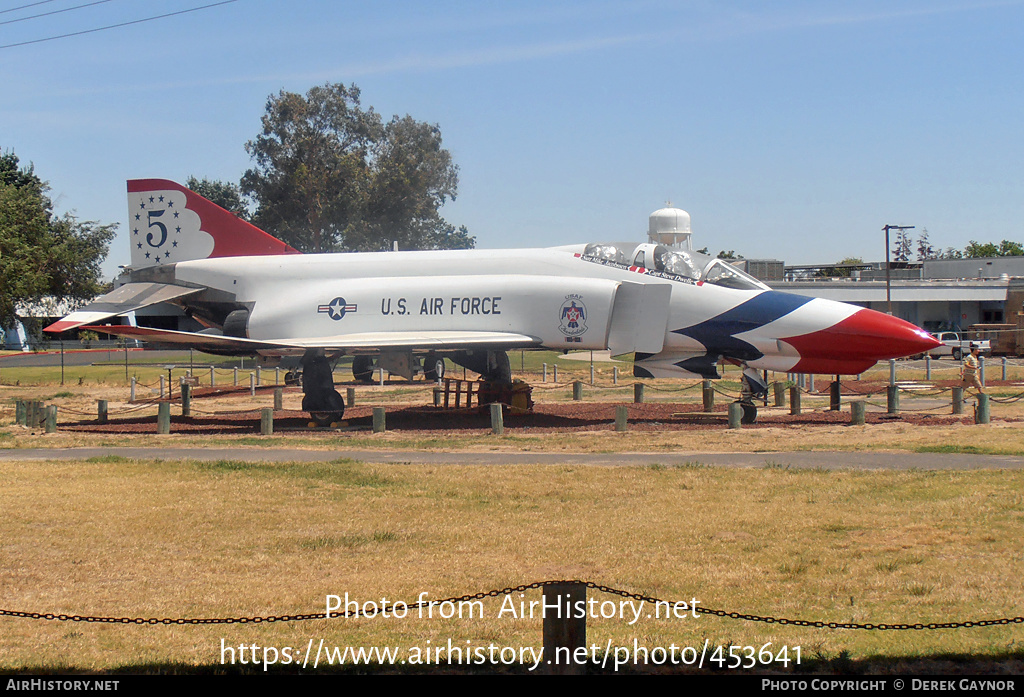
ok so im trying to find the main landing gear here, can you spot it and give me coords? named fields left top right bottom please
left=301, top=351, right=345, bottom=427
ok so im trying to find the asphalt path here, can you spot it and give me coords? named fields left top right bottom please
left=1, top=447, right=1022, bottom=469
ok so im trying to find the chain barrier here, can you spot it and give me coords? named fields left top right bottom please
left=3, top=580, right=1021, bottom=631
left=638, top=382, right=702, bottom=393
left=988, top=393, right=1024, bottom=404
left=710, top=383, right=742, bottom=400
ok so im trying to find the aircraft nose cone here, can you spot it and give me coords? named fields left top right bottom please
left=813, top=308, right=941, bottom=360
left=831, top=309, right=942, bottom=358
left=781, top=304, right=942, bottom=374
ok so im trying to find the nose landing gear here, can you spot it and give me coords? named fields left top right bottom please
left=301, top=351, right=345, bottom=427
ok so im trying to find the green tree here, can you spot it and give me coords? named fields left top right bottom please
left=0, top=152, right=116, bottom=328
left=241, top=82, right=471, bottom=253
left=891, top=230, right=913, bottom=262
left=186, top=176, right=249, bottom=220
left=916, top=228, right=935, bottom=261
left=816, top=256, right=864, bottom=278
left=963, top=240, right=1024, bottom=258
left=998, top=240, right=1024, bottom=256
left=345, top=116, right=468, bottom=251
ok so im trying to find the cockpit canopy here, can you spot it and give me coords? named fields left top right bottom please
left=582, top=242, right=769, bottom=291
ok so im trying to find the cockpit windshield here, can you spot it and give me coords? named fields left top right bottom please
left=699, top=258, right=768, bottom=290
left=581, top=242, right=769, bottom=291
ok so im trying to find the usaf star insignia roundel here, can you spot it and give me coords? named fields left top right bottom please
left=318, top=297, right=358, bottom=321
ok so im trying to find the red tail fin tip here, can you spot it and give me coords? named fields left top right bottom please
left=127, top=179, right=299, bottom=268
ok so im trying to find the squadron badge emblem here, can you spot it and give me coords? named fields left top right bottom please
left=559, top=294, right=587, bottom=341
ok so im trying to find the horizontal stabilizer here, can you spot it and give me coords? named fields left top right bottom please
left=80, top=325, right=540, bottom=354
left=44, top=283, right=201, bottom=333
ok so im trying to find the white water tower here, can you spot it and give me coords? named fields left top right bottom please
left=648, top=203, right=692, bottom=250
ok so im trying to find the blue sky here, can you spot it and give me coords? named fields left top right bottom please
left=3, top=0, right=1023, bottom=278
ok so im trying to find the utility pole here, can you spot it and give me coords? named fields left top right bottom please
left=883, top=224, right=915, bottom=315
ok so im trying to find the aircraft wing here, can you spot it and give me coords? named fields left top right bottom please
left=44, top=283, right=202, bottom=333
left=81, top=325, right=541, bottom=354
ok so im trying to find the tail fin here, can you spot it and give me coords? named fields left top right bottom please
left=127, top=179, right=299, bottom=268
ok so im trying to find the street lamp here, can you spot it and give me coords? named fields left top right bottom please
left=883, top=224, right=915, bottom=315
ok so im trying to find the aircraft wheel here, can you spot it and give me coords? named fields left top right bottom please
left=952, top=348, right=962, bottom=361
left=352, top=355, right=375, bottom=383
left=303, top=389, right=345, bottom=427
left=309, top=411, right=343, bottom=428
left=423, top=353, right=445, bottom=381
left=284, top=370, right=300, bottom=385
left=740, top=402, right=757, bottom=424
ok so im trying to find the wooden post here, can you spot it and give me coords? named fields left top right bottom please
left=261, top=407, right=274, bottom=435
left=728, top=402, right=742, bottom=429
left=346, top=387, right=355, bottom=408
left=181, top=383, right=191, bottom=417
left=490, top=403, right=504, bottom=435
left=130, top=377, right=136, bottom=402
left=850, top=400, right=866, bottom=425
left=789, top=387, right=801, bottom=415
left=543, top=582, right=586, bottom=675
left=615, top=405, right=628, bottom=432
left=572, top=381, right=582, bottom=401
left=45, top=405, right=57, bottom=433
left=773, top=382, right=785, bottom=407
left=542, top=363, right=547, bottom=382
left=702, top=380, right=714, bottom=411
left=613, top=366, right=618, bottom=385
left=97, top=400, right=108, bottom=424
left=952, top=386, right=964, bottom=415
left=249, top=373, right=256, bottom=396
left=274, top=387, right=284, bottom=410
left=15, top=400, right=26, bottom=425
left=210, top=367, right=215, bottom=386
left=233, top=367, right=238, bottom=386
left=372, top=407, right=386, bottom=433
left=887, top=385, right=899, bottom=414
left=925, top=355, right=932, bottom=380
left=552, top=365, right=558, bottom=383
left=157, top=402, right=171, bottom=434
left=633, top=383, right=644, bottom=404
left=976, top=394, right=990, bottom=424
left=829, top=379, right=841, bottom=411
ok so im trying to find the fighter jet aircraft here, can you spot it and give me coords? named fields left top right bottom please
left=45, top=179, right=940, bottom=425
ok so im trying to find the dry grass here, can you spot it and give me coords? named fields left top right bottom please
left=1, top=457, right=1022, bottom=672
